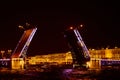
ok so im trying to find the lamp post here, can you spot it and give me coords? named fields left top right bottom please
left=1, top=50, right=5, bottom=58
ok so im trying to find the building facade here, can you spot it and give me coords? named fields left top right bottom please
left=27, top=47, right=120, bottom=69
left=27, top=51, right=73, bottom=66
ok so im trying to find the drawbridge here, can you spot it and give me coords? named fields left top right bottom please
left=11, top=27, right=37, bottom=58
left=64, top=27, right=90, bottom=68
left=1, top=25, right=90, bottom=70
left=11, top=27, right=37, bottom=69
left=0, top=27, right=37, bottom=69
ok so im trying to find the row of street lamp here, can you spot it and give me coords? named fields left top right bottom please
left=0, top=50, right=12, bottom=59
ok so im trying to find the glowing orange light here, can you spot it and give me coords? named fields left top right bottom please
left=80, top=24, right=83, bottom=27
left=69, top=27, right=73, bottom=29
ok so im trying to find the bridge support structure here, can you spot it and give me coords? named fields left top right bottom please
left=11, top=27, right=37, bottom=70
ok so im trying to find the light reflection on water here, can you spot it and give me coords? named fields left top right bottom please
left=1, top=68, right=120, bottom=80
left=62, top=69, right=97, bottom=80
left=62, top=68, right=120, bottom=80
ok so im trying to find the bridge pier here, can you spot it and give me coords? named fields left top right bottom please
left=11, top=58, right=24, bottom=70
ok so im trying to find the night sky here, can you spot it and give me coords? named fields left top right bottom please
left=0, top=1, right=120, bottom=56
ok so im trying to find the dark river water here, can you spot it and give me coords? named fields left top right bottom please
left=0, top=68, right=120, bottom=80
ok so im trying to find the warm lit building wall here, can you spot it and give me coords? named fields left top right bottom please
left=89, top=48, right=120, bottom=60
left=27, top=48, right=120, bottom=69
left=11, top=58, right=24, bottom=70
left=27, top=52, right=73, bottom=65
left=89, top=47, right=120, bottom=69
left=111, top=48, right=120, bottom=59
left=105, top=48, right=112, bottom=58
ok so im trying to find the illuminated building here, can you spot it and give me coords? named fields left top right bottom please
left=1, top=47, right=120, bottom=70
left=27, top=47, right=120, bottom=69
left=11, top=58, right=24, bottom=69
left=27, top=51, right=73, bottom=65
left=89, top=47, right=120, bottom=69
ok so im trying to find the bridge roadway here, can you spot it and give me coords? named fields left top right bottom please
left=11, top=28, right=37, bottom=58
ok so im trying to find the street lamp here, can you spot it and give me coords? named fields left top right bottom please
left=0, top=50, right=5, bottom=58
left=80, top=24, right=83, bottom=27
left=18, top=25, right=25, bottom=30
left=18, top=22, right=32, bottom=30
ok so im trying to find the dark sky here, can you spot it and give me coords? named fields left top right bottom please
left=0, top=1, right=120, bottom=56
